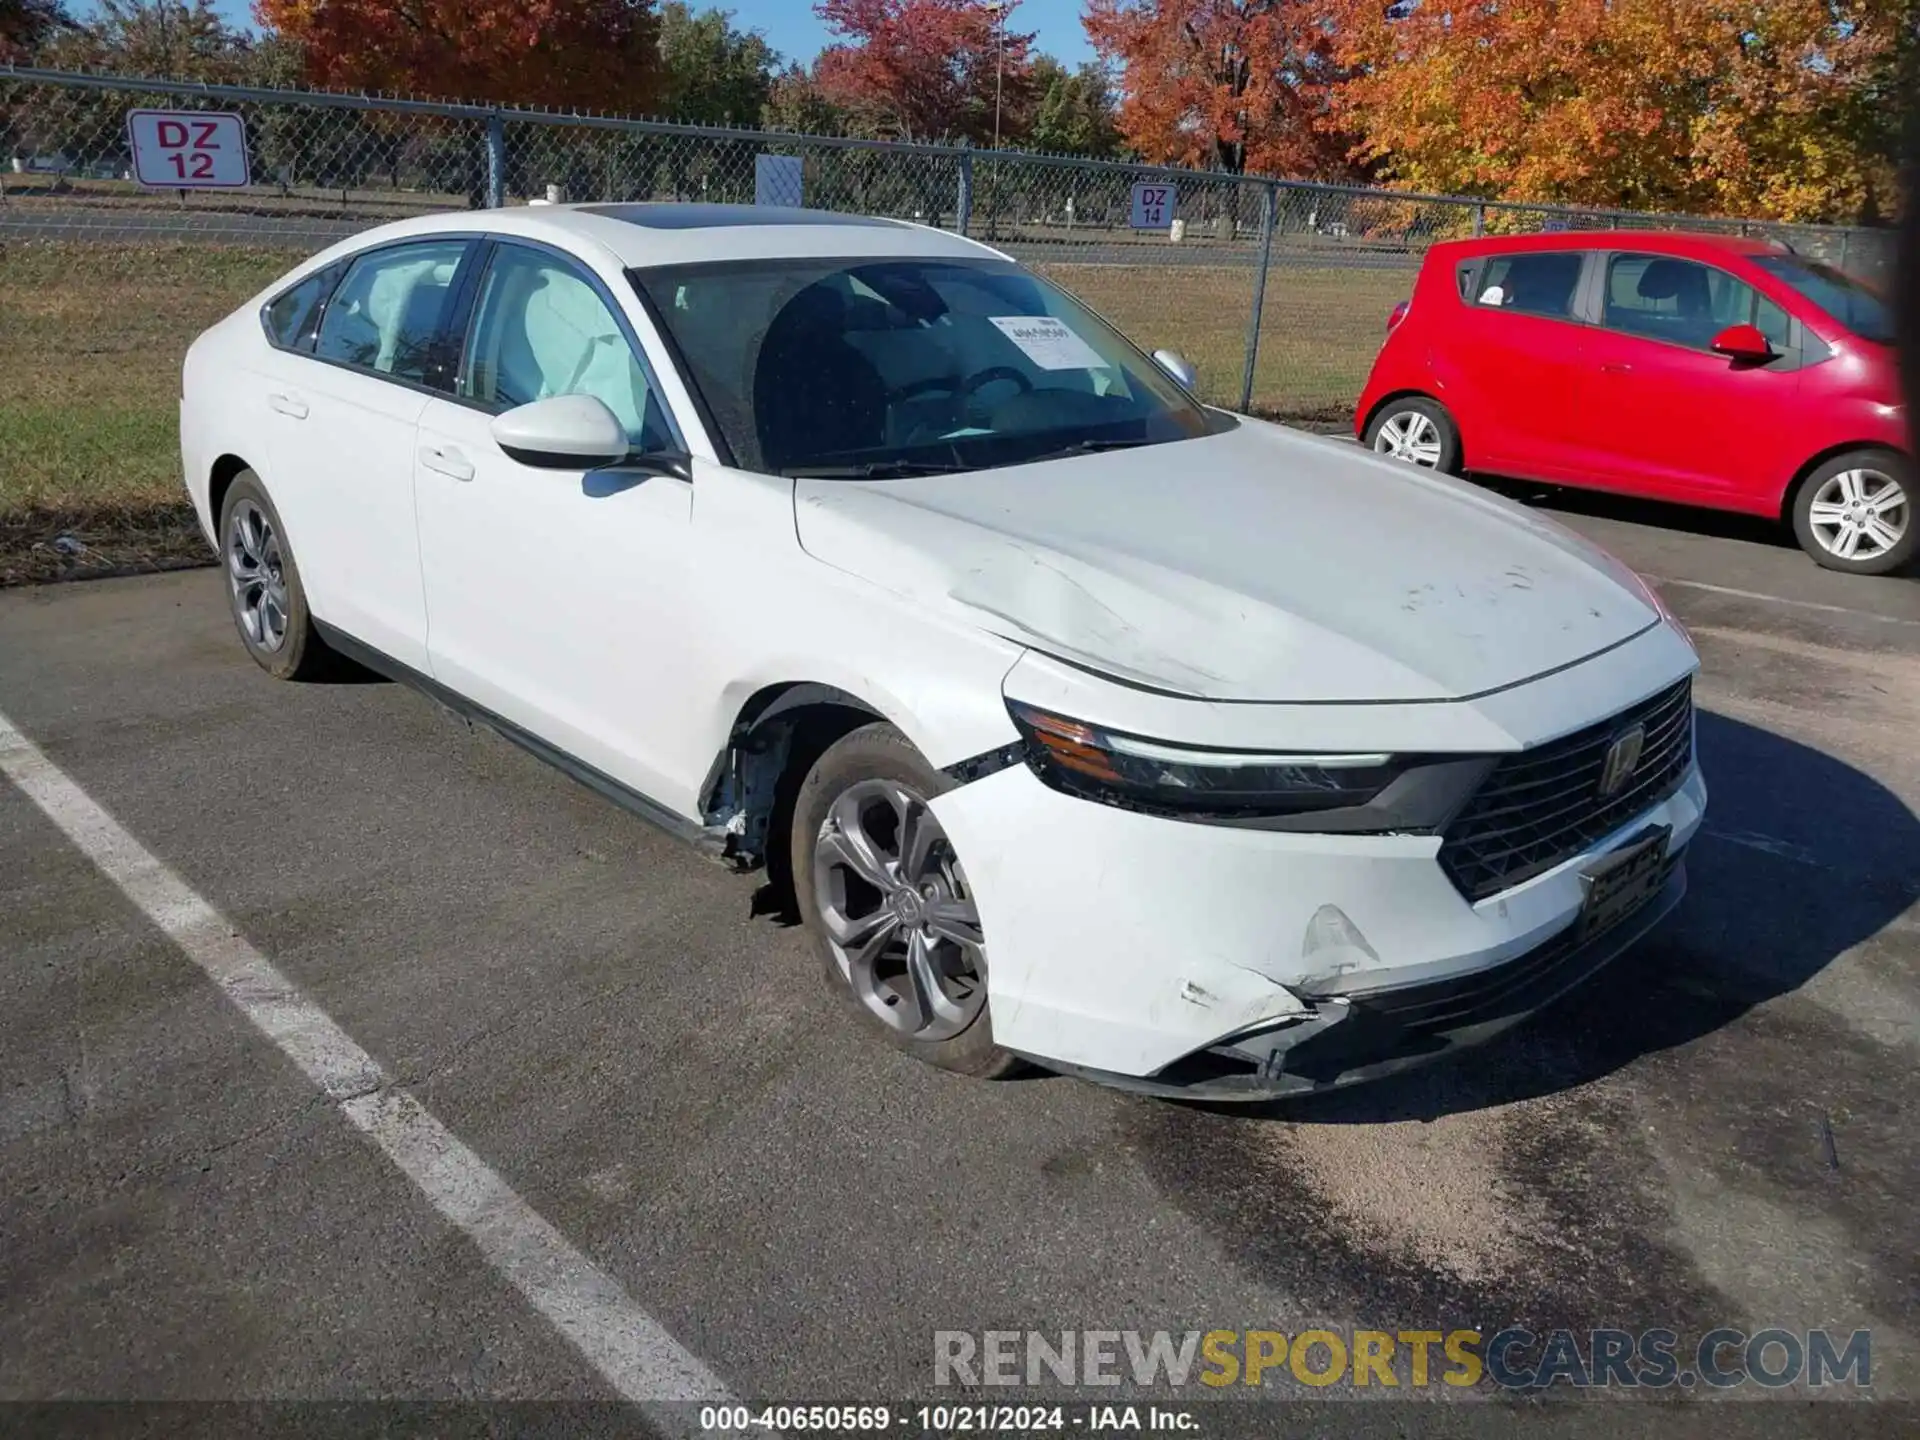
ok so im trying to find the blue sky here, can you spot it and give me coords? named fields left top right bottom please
left=193, top=0, right=1098, bottom=68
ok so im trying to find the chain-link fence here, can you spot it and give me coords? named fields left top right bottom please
left=1, top=65, right=1897, bottom=425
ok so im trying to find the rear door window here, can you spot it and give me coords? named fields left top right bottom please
left=1471, top=253, right=1584, bottom=319
left=313, top=240, right=470, bottom=389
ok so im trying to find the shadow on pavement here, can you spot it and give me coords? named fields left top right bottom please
left=1217, top=708, right=1918, bottom=1124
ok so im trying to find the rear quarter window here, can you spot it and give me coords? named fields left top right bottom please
left=261, top=264, right=344, bottom=352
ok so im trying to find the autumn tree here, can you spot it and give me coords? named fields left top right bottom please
left=255, top=0, right=665, bottom=112
left=813, top=0, right=1037, bottom=144
left=1, top=0, right=74, bottom=62
left=762, top=64, right=856, bottom=135
left=1085, top=0, right=1359, bottom=177
left=1688, top=0, right=1906, bottom=223
left=656, top=3, right=778, bottom=124
left=8, top=3, right=295, bottom=171
left=31, top=0, right=284, bottom=81
left=1028, top=56, right=1122, bottom=157
left=1325, top=0, right=1904, bottom=223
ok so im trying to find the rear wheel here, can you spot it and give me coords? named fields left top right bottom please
left=1364, top=396, right=1462, bottom=475
left=1792, top=450, right=1913, bottom=576
left=791, top=723, right=1020, bottom=1079
left=218, top=470, right=333, bottom=679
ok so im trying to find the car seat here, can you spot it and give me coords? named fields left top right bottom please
left=752, top=283, right=888, bottom=472
left=1633, top=259, right=1714, bottom=343
left=364, top=258, right=457, bottom=375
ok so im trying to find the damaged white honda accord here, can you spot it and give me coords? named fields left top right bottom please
left=181, top=203, right=1705, bottom=1099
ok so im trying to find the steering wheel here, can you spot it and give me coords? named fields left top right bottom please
left=889, top=365, right=1035, bottom=407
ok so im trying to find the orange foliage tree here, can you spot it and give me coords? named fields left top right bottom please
left=813, top=0, right=1038, bottom=144
left=1323, top=0, right=1902, bottom=223
left=254, top=0, right=664, bottom=111
left=1083, top=0, right=1361, bottom=177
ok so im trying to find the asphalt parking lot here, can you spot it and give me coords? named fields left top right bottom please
left=2, top=489, right=1916, bottom=1431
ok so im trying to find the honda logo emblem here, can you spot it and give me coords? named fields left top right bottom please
left=1597, top=725, right=1646, bottom=798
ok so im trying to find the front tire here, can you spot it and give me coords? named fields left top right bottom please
left=217, top=470, right=332, bottom=679
left=1792, top=450, right=1914, bottom=575
left=1365, top=396, right=1462, bottom=475
left=791, top=723, right=1020, bottom=1079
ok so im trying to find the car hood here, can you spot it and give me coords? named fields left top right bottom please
left=792, top=419, right=1659, bottom=703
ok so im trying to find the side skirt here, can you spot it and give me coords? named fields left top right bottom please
left=312, top=619, right=713, bottom=853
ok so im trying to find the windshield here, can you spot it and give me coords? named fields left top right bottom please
left=1752, top=256, right=1894, bottom=343
left=628, top=256, right=1216, bottom=476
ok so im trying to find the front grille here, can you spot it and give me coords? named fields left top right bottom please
left=1439, top=678, right=1693, bottom=901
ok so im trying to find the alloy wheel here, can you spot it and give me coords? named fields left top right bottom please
left=228, top=498, right=290, bottom=652
left=813, top=779, right=987, bottom=1041
left=1373, top=409, right=1443, bottom=467
left=1806, top=467, right=1908, bottom=564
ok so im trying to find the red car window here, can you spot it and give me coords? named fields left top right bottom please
left=1603, top=253, right=1768, bottom=350
left=1470, top=253, right=1583, bottom=319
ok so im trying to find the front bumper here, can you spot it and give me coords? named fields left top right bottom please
left=1035, top=856, right=1686, bottom=1101
left=929, top=753, right=1706, bottom=1097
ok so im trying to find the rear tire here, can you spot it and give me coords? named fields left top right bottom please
left=791, top=723, right=1021, bottom=1080
left=217, top=470, right=333, bottom=680
left=1364, top=396, right=1463, bottom=475
left=1791, top=450, right=1914, bottom=576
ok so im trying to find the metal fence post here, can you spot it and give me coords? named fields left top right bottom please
left=485, top=111, right=505, bottom=208
left=956, top=143, right=973, bottom=236
left=1472, top=203, right=1485, bottom=237
left=1239, top=180, right=1278, bottom=414
left=1838, top=229, right=1850, bottom=274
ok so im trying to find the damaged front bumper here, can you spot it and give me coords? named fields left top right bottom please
left=929, top=746, right=1706, bottom=1099
left=1022, top=856, right=1686, bottom=1102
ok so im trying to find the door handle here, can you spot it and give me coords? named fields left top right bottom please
left=1600, top=362, right=1633, bottom=374
left=419, top=445, right=475, bottom=482
left=267, top=393, right=308, bottom=419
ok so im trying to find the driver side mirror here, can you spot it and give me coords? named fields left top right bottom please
left=491, top=394, right=691, bottom=479
left=1710, top=323, right=1773, bottom=363
left=1151, top=348, right=1198, bottom=392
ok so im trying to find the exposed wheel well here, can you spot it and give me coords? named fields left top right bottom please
left=208, top=454, right=253, bottom=530
left=1360, top=390, right=1464, bottom=467
left=1779, top=442, right=1910, bottom=524
left=699, top=683, right=887, bottom=914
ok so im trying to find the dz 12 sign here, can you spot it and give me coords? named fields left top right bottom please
left=127, top=110, right=251, bottom=189
left=1129, top=182, right=1176, bottom=230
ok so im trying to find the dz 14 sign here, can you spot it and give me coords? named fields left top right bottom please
left=127, top=110, right=251, bottom=189
left=1129, top=182, right=1176, bottom=230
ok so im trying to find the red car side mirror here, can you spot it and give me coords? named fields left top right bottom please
left=1710, top=322, right=1773, bottom=362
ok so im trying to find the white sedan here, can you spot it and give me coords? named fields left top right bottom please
left=180, top=203, right=1706, bottom=1099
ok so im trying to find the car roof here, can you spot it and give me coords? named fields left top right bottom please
left=313, top=202, right=1010, bottom=271
left=1428, top=229, right=1787, bottom=264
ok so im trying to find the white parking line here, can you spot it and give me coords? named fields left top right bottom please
left=1648, top=576, right=1920, bottom=628
left=0, top=709, right=737, bottom=1424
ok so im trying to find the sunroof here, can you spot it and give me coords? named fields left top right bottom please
left=580, top=203, right=905, bottom=231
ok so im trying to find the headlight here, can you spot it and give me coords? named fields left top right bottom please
left=1008, top=701, right=1406, bottom=818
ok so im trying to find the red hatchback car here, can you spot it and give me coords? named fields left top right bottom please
left=1356, top=232, right=1911, bottom=574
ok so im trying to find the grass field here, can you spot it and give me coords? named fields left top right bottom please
left=0, top=242, right=1406, bottom=581
left=1039, top=261, right=1410, bottom=426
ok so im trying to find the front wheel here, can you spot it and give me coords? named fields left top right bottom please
left=1792, top=451, right=1914, bottom=576
left=1364, top=396, right=1462, bottom=475
left=791, top=723, right=1020, bottom=1079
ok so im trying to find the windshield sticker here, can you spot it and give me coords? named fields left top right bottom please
left=988, top=316, right=1109, bottom=370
